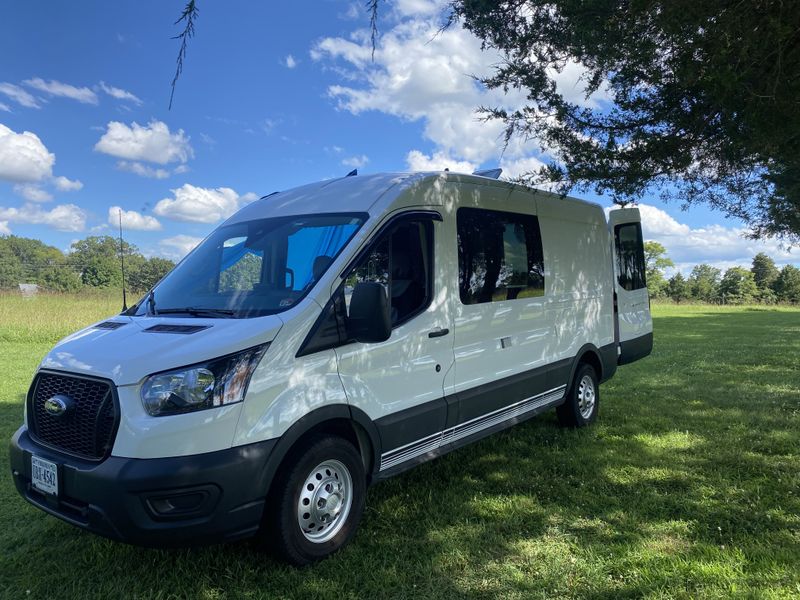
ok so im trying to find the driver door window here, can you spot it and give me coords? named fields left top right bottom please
left=346, top=220, right=432, bottom=326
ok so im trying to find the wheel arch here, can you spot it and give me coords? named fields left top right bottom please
left=568, top=344, right=604, bottom=386
left=258, top=404, right=381, bottom=500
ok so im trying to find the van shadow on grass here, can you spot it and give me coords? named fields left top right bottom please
left=1, top=310, right=799, bottom=598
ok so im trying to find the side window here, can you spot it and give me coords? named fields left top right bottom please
left=219, top=237, right=264, bottom=292
left=345, top=220, right=432, bottom=326
left=615, top=223, right=646, bottom=291
left=457, top=208, right=545, bottom=305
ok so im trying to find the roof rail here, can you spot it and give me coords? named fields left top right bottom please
left=472, top=168, right=502, bottom=179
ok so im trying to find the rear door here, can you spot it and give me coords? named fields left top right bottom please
left=608, top=208, right=653, bottom=364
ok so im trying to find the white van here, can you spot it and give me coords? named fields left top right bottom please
left=10, top=171, right=652, bottom=565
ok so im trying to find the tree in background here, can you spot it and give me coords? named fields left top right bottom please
left=750, top=252, right=780, bottom=303
left=69, top=237, right=175, bottom=292
left=451, top=1, right=800, bottom=240
left=666, top=273, right=689, bottom=304
left=643, top=241, right=674, bottom=298
left=718, top=267, right=759, bottom=305
left=0, top=239, right=25, bottom=289
left=774, top=265, right=800, bottom=304
left=0, top=236, right=81, bottom=292
left=128, top=257, right=175, bottom=293
left=0, top=235, right=176, bottom=293
left=69, top=236, right=137, bottom=288
left=688, top=265, right=721, bottom=303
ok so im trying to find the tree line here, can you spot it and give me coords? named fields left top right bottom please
left=645, top=243, right=800, bottom=305
left=0, top=235, right=175, bottom=293
left=1, top=233, right=797, bottom=304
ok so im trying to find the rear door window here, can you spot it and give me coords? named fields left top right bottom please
left=615, top=223, right=647, bottom=290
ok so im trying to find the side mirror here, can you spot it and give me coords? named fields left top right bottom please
left=347, top=282, right=391, bottom=343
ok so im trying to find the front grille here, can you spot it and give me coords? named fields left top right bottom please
left=28, top=371, right=119, bottom=460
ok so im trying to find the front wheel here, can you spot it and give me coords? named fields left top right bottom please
left=556, top=363, right=599, bottom=427
left=265, top=435, right=366, bottom=566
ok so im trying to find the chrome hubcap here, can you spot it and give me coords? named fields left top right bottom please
left=577, top=375, right=596, bottom=419
left=297, top=459, right=352, bottom=543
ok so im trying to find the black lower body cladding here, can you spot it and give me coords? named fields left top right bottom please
left=619, top=332, right=653, bottom=365
left=9, top=427, right=277, bottom=547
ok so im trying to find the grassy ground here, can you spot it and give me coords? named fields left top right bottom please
left=0, top=296, right=798, bottom=599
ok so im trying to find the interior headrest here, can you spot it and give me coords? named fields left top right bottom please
left=313, top=255, right=334, bottom=280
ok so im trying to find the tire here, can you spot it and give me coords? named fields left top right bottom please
left=265, top=435, right=366, bottom=566
left=556, top=363, right=600, bottom=427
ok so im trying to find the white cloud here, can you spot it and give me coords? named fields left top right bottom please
left=108, top=206, right=161, bottom=231
left=153, top=184, right=256, bottom=223
left=392, top=0, right=448, bottom=17
left=616, top=203, right=798, bottom=273
left=285, top=54, right=298, bottom=69
left=0, top=221, right=10, bottom=235
left=13, top=184, right=52, bottom=203
left=173, top=164, right=190, bottom=175
left=339, top=2, right=362, bottom=20
left=405, top=150, right=476, bottom=173
left=0, top=123, right=55, bottom=182
left=98, top=81, right=142, bottom=105
left=160, top=234, right=203, bottom=259
left=116, top=160, right=170, bottom=179
left=23, top=78, right=98, bottom=105
left=0, top=102, right=10, bottom=112
left=261, top=118, right=280, bottom=134
left=0, top=82, right=41, bottom=108
left=53, top=175, right=83, bottom=191
left=94, top=120, right=193, bottom=165
left=499, top=156, right=547, bottom=180
left=0, top=203, right=86, bottom=231
left=313, top=10, right=605, bottom=173
left=342, top=154, right=369, bottom=169
left=313, top=18, right=508, bottom=164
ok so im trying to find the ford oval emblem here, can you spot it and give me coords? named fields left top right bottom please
left=44, top=395, right=73, bottom=417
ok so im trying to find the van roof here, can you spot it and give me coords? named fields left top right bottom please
left=225, top=171, right=601, bottom=224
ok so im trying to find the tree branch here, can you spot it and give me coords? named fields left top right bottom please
left=169, top=0, right=199, bottom=110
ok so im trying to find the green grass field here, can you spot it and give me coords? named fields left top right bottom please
left=1, top=296, right=798, bottom=599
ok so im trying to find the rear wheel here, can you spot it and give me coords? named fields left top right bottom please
left=557, top=363, right=599, bottom=427
left=265, top=435, right=366, bottom=566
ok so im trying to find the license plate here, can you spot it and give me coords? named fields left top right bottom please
left=31, top=456, right=58, bottom=496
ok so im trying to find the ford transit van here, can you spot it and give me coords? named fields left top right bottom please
left=10, top=171, right=653, bottom=565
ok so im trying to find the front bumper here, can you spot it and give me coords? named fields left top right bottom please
left=9, top=427, right=278, bottom=547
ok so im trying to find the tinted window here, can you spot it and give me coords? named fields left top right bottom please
left=345, top=220, right=432, bottom=326
left=457, top=208, right=544, bottom=304
left=615, top=223, right=646, bottom=290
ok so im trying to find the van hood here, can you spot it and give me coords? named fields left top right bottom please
left=40, top=315, right=283, bottom=386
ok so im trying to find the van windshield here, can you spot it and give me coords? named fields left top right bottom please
left=133, top=213, right=367, bottom=318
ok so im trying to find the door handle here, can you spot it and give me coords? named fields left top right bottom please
left=428, top=328, right=449, bottom=338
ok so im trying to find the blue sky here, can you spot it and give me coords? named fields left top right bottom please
left=0, top=0, right=796, bottom=273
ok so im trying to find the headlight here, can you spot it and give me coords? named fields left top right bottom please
left=141, top=344, right=268, bottom=416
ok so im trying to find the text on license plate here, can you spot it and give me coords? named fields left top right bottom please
left=31, top=455, right=58, bottom=496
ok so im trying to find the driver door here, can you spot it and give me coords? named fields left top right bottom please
left=335, top=213, right=455, bottom=472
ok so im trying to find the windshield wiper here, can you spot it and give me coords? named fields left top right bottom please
left=156, top=307, right=237, bottom=318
